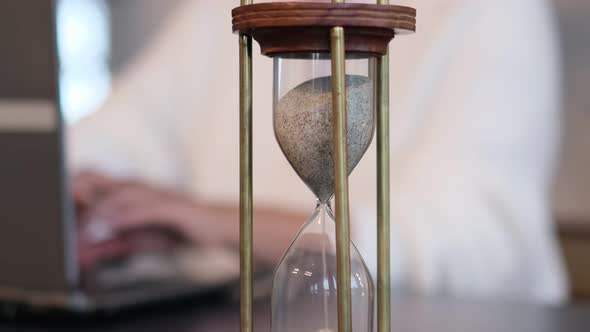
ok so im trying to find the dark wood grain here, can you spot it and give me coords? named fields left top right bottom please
left=559, top=221, right=590, bottom=301
left=232, top=2, right=416, bottom=57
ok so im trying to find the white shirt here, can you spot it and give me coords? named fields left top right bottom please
left=69, top=0, right=568, bottom=304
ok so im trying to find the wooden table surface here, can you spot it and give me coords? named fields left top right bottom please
left=0, top=294, right=589, bottom=332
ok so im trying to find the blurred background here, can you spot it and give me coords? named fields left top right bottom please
left=56, top=0, right=590, bottom=223
left=55, top=0, right=590, bottom=299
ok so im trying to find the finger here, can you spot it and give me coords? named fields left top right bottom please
left=72, top=171, right=117, bottom=206
left=111, top=204, right=174, bottom=230
left=91, top=185, right=162, bottom=218
left=111, top=204, right=202, bottom=244
left=78, top=237, right=133, bottom=268
left=79, top=218, right=116, bottom=244
left=111, top=204, right=212, bottom=246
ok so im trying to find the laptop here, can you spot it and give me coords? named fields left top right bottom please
left=0, top=0, right=238, bottom=313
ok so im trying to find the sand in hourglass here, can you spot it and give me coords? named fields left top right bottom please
left=274, top=75, right=374, bottom=202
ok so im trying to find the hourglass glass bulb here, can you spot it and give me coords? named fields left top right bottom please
left=271, top=203, right=374, bottom=332
left=272, top=54, right=375, bottom=331
left=274, top=74, right=374, bottom=203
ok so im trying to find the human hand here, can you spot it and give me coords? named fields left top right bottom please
left=73, top=171, right=304, bottom=269
left=73, top=172, right=227, bottom=268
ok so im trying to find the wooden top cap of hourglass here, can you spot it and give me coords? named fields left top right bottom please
left=232, top=2, right=416, bottom=57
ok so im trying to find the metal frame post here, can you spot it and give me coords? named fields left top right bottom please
left=376, top=1, right=391, bottom=332
left=239, top=1, right=254, bottom=331
left=330, top=1, right=352, bottom=328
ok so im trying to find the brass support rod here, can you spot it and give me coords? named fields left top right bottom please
left=376, top=53, right=391, bottom=332
left=239, top=32, right=253, bottom=332
left=239, top=1, right=253, bottom=331
left=330, top=26, right=352, bottom=332
left=376, top=1, right=391, bottom=331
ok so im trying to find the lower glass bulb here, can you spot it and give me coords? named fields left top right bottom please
left=271, top=202, right=374, bottom=332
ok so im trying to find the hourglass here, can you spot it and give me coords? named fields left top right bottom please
left=232, top=1, right=416, bottom=332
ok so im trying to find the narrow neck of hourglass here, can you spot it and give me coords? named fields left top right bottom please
left=314, top=198, right=334, bottom=216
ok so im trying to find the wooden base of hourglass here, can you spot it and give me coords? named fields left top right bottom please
left=232, top=2, right=416, bottom=57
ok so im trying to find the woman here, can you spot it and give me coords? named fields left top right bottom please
left=70, top=0, right=567, bottom=303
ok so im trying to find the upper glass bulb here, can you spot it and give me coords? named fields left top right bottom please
left=273, top=54, right=375, bottom=203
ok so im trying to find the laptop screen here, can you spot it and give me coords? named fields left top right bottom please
left=0, top=0, right=77, bottom=293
